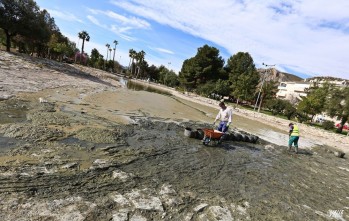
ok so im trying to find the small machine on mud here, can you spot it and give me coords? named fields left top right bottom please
left=201, top=128, right=225, bottom=145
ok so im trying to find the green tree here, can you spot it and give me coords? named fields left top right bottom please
left=89, top=48, right=101, bottom=67
left=0, top=0, right=46, bottom=52
left=178, top=58, right=197, bottom=91
left=135, top=50, right=146, bottom=78
left=179, top=44, right=224, bottom=90
left=214, top=79, right=231, bottom=98
left=196, top=81, right=216, bottom=97
left=112, top=40, right=118, bottom=71
left=146, top=65, right=160, bottom=82
left=325, top=86, right=349, bottom=133
left=78, top=30, right=90, bottom=64
left=297, top=83, right=331, bottom=121
left=128, top=48, right=136, bottom=75
left=163, top=70, right=179, bottom=87
left=227, top=52, right=259, bottom=104
left=257, top=80, right=278, bottom=112
left=284, top=101, right=297, bottom=120
left=0, top=0, right=28, bottom=51
left=265, top=99, right=287, bottom=115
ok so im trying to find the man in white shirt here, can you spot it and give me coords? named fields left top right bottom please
left=214, top=102, right=233, bottom=133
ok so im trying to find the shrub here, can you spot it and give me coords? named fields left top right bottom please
left=322, top=120, right=334, bottom=130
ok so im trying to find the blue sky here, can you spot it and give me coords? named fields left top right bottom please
left=35, top=0, right=349, bottom=80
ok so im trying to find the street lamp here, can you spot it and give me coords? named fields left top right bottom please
left=254, top=62, right=275, bottom=112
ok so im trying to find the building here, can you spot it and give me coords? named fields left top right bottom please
left=276, top=82, right=310, bottom=101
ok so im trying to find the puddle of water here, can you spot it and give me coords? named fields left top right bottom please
left=58, top=137, right=110, bottom=149
left=0, top=108, right=27, bottom=124
left=126, top=80, right=172, bottom=96
left=0, top=135, right=23, bottom=153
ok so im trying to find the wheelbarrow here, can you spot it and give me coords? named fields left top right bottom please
left=201, top=128, right=225, bottom=145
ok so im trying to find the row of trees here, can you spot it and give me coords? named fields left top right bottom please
left=0, top=0, right=76, bottom=59
left=264, top=83, right=349, bottom=133
left=173, top=44, right=348, bottom=133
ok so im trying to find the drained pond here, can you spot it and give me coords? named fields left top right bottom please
left=0, top=81, right=348, bottom=220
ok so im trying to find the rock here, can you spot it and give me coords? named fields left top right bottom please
left=126, top=189, right=164, bottom=212
left=61, top=162, right=78, bottom=169
left=334, top=151, right=345, bottom=158
left=112, top=170, right=133, bottom=182
left=112, top=212, right=128, bottom=221
left=193, top=203, right=208, bottom=212
left=206, top=206, right=233, bottom=221
left=90, top=159, right=113, bottom=169
left=130, top=214, right=147, bottom=221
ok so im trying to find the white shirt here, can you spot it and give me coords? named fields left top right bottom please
left=215, top=107, right=233, bottom=123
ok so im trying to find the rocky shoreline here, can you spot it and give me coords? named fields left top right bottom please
left=1, top=51, right=349, bottom=220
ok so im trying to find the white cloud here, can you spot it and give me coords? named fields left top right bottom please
left=86, top=8, right=151, bottom=42
left=113, top=0, right=349, bottom=79
left=87, top=8, right=150, bottom=30
left=155, top=47, right=175, bottom=54
left=46, top=9, right=83, bottom=23
left=87, top=15, right=107, bottom=29
left=104, top=10, right=151, bottom=29
left=110, top=25, right=137, bottom=41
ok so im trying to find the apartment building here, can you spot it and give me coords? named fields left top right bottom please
left=276, top=82, right=310, bottom=101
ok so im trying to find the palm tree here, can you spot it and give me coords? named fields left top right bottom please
left=136, top=50, right=146, bottom=78
left=105, top=43, right=110, bottom=70
left=105, top=44, right=110, bottom=60
left=112, top=40, right=118, bottom=64
left=109, top=48, right=112, bottom=63
left=78, top=31, right=90, bottom=64
left=128, top=49, right=136, bottom=74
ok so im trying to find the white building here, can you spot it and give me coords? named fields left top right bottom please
left=307, top=78, right=349, bottom=88
left=276, top=82, right=310, bottom=101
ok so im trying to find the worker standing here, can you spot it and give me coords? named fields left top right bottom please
left=288, top=123, right=300, bottom=153
left=214, top=102, right=233, bottom=133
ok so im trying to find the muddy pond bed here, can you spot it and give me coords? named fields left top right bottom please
left=0, top=91, right=348, bottom=221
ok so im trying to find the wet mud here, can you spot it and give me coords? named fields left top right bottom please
left=0, top=91, right=348, bottom=220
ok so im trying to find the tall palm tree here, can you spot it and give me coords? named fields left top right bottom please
left=136, top=50, right=146, bottom=78
left=112, top=40, right=118, bottom=63
left=105, top=43, right=110, bottom=70
left=109, top=48, right=112, bottom=61
left=128, top=49, right=136, bottom=74
left=78, top=31, right=90, bottom=64
left=105, top=44, right=110, bottom=60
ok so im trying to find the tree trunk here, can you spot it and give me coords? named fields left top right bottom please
left=258, top=95, right=264, bottom=112
left=128, top=58, right=132, bottom=71
left=131, top=59, right=134, bottom=75
left=80, top=40, right=85, bottom=64
left=337, top=115, right=348, bottom=133
left=4, top=29, right=12, bottom=52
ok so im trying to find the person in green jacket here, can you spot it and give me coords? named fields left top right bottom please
left=288, top=123, right=299, bottom=153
